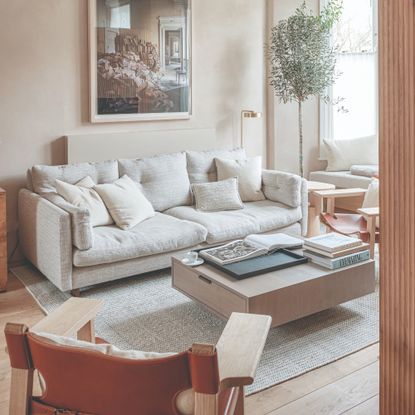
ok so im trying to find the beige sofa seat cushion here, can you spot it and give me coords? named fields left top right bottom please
left=186, top=148, right=246, bottom=183
left=119, top=152, right=192, bottom=212
left=73, top=213, right=208, bottom=267
left=31, top=160, right=119, bottom=194
left=165, top=200, right=302, bottom=244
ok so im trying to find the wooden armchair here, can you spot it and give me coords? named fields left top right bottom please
left=5, top=298, right=271, bottom=415
left=313, top=188, right=380, bottom=258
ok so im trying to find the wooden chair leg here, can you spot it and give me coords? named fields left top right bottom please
left=9, top=367, right=34, bottom=415
left=234, top=387, right=245, bottom=415
left=366, top=216, right=376, bottom=259
left=77, top=319, right=95, bottom=343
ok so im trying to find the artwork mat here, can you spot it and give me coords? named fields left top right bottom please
left=88, top=0, right=192, bottom=123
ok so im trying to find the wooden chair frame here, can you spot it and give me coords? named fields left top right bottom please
left=313, top=188, right=380, bottom=258
left=6, top=298, right=271, bottom=415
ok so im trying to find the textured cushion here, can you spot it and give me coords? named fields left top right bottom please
left=186, top=148, right=246, bottom=183
left=262, top=170, right=302, bottom=208
left=119, top=152, right=191, bottom=212
left=73, top=213, right=208, bottom=267
left=56, top=177, right=113, bottom=227
left=94, top=175, right=155, bottom=230
left=324, top=136, right=378, bottom=171
left=42, top=193, right=93, bottom=251
left=191, top=178, right=244, bottom=212
left=31, top=160, right=119, bottom=194
left=34, top=332, right=176, bottom=359
left=165, top=200, right=302, bottom=244
left=309, top=171, right=373, bottom=189
left=350, top=165, right=379, bottom=178
left=215, top=156, right=265, bottom=202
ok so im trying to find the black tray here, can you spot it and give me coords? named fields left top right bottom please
left=200, top=249, right=309, bottom=280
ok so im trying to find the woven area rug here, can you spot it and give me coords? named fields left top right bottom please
left=11, top=262, right=379, bottom=395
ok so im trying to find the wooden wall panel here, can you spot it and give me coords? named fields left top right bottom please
left=379, top=0, right=415, bottom=414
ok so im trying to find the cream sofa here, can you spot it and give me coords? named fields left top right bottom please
left=18, top=149, right=308, bottom=293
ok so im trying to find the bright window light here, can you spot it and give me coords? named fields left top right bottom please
left=320, top=0, right=378, bottom=147
left=110, top=4, right=131, bottom=29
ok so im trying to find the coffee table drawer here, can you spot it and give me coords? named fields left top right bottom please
left=172, top=262, right=247, bottom=318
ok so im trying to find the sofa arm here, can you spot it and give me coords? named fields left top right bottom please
left=42, top=193, right=93, bottom=251
left=18, top=189, right=73, bottom=292
left=262, top=170, right=303, bottom=208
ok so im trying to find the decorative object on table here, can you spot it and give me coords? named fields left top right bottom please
left=199, top=233, right=304, bottom=265
left=304, top=233, right=370, bottom=269
left=0, top=187, right=6, bottom=292
left=181, top=251, right=204, bottom=267
left=88, top=0, right=191, bottom=122
left=240, top=110, right=262, bottom=147
left=203, top=250, right=308, bottom=280
left=268, top=0, right=343, bottom=177
left=315, top=183, right=379, bottom=258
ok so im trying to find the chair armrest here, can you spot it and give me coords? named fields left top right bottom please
left=358, top=207, right=379, bottom=218
left=31, top=298, right=103, bottom=339
left=216, top=313, right=271, bottom=389
left=313, top=188, right=367, bottom=200
left=262, top=170, right=302, bottom=208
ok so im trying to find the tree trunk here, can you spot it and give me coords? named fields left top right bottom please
left=298, top=101, right=304, bottom=177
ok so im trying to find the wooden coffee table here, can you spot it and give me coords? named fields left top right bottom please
left=172, top=254, right=376, bottom=328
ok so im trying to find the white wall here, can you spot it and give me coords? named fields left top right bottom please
left=268, top=0, right=326, bottom=176
left=0, top=0, right=267, bottom=256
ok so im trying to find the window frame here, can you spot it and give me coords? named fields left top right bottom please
left=319, top=0, right=379, bottom=159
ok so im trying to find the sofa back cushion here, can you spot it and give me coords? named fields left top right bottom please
left=186, top=148, right=246, bottom=183
left=324, top=136, right=378, bottom=172
left=119, top=152, right=191, bottom=212
left=31, top=160, right=119, bottom=195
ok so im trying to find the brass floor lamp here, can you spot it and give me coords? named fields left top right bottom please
left=241, top=110, right=262, bottom=148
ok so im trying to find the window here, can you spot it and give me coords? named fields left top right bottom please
left=320, top=0, right=378, bottom=151
left=110, top=4, right=131, bottom=29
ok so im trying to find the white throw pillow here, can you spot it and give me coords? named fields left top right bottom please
left=55, top=176, right=113, bottom=227
left=191, top=178, right=244, bottom=212
left=94, top=175, right=155, bottom=230
left=362, top=178, right=379, bottom=228
left=215, top=157, right=265, bottom=202
left=324, top=136, right=378, bottom=171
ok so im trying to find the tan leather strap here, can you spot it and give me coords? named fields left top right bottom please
left=32, top=400, right=93, bottom=415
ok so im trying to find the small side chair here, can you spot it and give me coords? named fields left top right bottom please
left=314, top=185, right=380, bottom=258
left=5, top=298, right=271, bottom=415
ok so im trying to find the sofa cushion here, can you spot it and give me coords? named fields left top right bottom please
left=309, top=170, right=373, bottom=189
left=119, top=152, right=191, bottom=212
left=56, top=176, right=113, bottom=227
left=73, top=213, right=208, bottom=267
left=216, top=156, right=265, bottom=202
left=32, top=160, right=119, bottom=195
left=186, top=148, right=246, bottom=183
left=165, top=200, right=302, bottom=244
left=324, top=136, right=378, bottom=171
left=94, top=175, right=155, bottom=230
left=192, top=178, right=244, bottom=212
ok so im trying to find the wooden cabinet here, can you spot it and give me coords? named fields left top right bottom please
left=0, top=188, right=6, bottom=292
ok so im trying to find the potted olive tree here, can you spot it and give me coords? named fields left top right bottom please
left=269, top=0, right=343, bottom=177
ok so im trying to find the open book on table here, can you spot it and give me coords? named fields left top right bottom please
left=199, top=233, right=304, bottom=265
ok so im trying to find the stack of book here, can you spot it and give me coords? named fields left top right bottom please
left=303, top=233, right=370, bottom=269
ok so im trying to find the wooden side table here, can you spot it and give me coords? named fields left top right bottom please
left=0, top=188, right=7, bottom=292
left=307, top=181, right=335, bottom=237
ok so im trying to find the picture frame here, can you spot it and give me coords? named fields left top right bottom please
left=88, top=0, right=192, bottom=123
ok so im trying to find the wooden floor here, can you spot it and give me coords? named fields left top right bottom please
left=0, top=273, right=379, bottom=414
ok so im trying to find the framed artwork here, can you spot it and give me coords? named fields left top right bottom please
left=88, top=0, right=192, bottom=123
